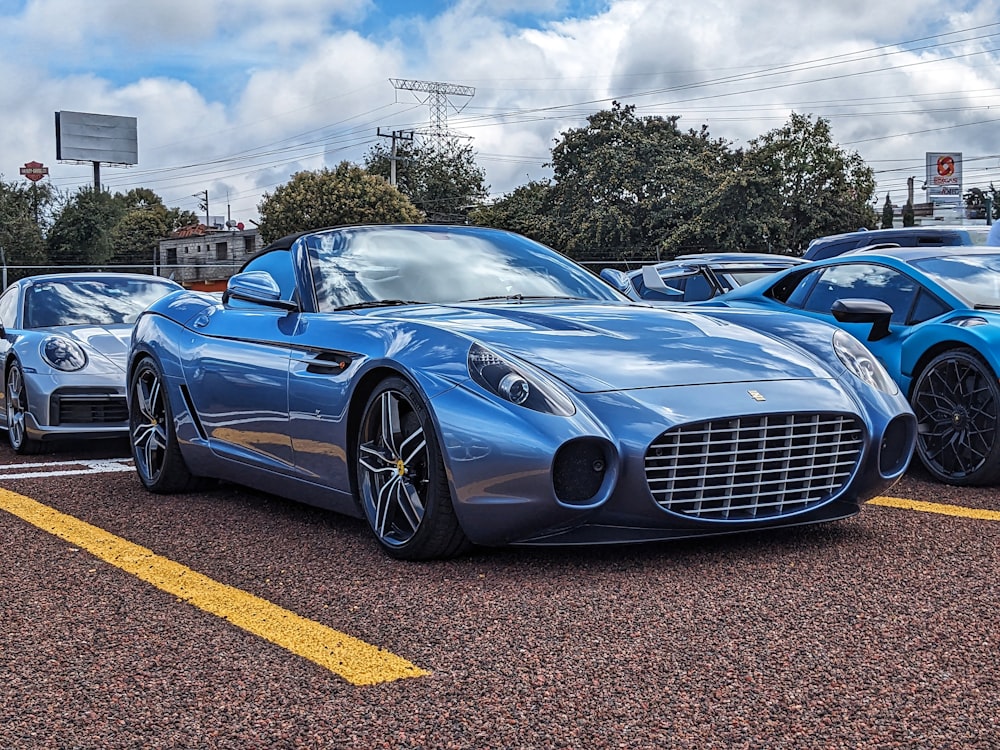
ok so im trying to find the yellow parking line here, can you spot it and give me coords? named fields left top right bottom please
left=868, top=495, right=1000, bottom=521
left=0, top=489, right=429, bottom=685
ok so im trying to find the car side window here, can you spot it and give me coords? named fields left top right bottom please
left=681, top=273, right=715, bottom=302
left=801, top=263, right=917, bottom=325
left=0, top=288, right=18, bottom=327
left=909, top=288, right=950, bottom=324
left=770, top=268, right=822, bottom=308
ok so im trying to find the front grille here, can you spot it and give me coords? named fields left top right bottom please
left=645, top=413, right=864, bottom=521
left=53, top=395, right=128, bottom=425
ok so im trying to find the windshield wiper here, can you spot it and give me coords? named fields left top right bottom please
left=460, top=294, right=587, bottom=302
left=334, top=299, right=424, bottom=311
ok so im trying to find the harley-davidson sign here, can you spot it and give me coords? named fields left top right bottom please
left=19, top=161, right=48, bottom=182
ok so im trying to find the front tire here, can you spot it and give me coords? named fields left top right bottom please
left=911, top=347, right=1000, bottom=486
left=355, top=376, right=470, bottom=560
left=6, top=361, right=45, bottom=455
left=129, top=357, right=201, bottom=493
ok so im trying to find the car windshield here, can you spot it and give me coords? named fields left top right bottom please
left=23, top=277, right=179, bottom=328
left=303, top=225, right=627, bottom=311
left=908, top=253, right=1000, bottom=308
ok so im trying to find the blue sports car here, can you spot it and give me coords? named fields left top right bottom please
left=127, top=225, right=915, bottom=559
left=704, top=246, right=1000, bottom=486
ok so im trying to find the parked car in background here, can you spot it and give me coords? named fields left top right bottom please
left=803, top=225, right=991, bottom=261
left=0, top=273, right=184, bottom=454
left=704, top=246, right=1000, bottom=486
left=127, top=224, right=915, bottom=560
left=600, top=253, right=806, bottom=302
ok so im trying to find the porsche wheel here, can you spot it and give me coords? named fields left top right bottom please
left=130, top=357, right=201, bottom=493
left=5, top=361, right=45, bottom=455
left=911, top=347, right=1000, bottom=486
left=356, top=376, right=470, bottom=560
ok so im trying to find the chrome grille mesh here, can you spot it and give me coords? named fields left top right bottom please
left=645, top=413, right=864, bottom=520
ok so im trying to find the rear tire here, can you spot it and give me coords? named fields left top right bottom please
left=911, top=347, right=1000, bottom=486
left=129, top=357, right=202, bottom=493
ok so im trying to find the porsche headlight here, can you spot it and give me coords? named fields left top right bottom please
left=832, top=329, right=897, bottom=395
left=468, top=343, right=575, bottom=415
left=41, top=336, right=88, bottom=372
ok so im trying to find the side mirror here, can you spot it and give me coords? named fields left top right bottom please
left=224, top=271, right=298, bottom=311
left=831, top=298, right=893, bottom=342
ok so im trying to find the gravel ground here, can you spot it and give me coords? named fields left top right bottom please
left=1, top=441, right=998, bottom=749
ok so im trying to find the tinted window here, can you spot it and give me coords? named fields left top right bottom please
left=910, top=288, right=950, bottom=324
left=801, top=263, right=917, bottom=324
left=909, top=253, right=1000, bottom=308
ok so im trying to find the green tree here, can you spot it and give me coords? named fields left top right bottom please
left=257, top=163, right=424, bottom=244
left=109, top=209, right=169, bottom=269
left=746, top=113, right=877, bottom=253
left=881, top=193, right=894, bottom=229
left=365, top=136, right=489, bottom=223
left=660, top=146, right=787, bottom=256
left=0, top=178, right=52, bottom=281
left=47, top=187, right=125, bottom=265
left=469, top=180, right=559, bottom=247
left=902, top=200, right=915, bottom=227
left=542, top=102, right=739, bottom=261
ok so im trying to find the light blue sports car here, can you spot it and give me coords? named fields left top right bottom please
left=703, top=246, right=1000, bottom=486
left=126, top=225, right=916, bottom=559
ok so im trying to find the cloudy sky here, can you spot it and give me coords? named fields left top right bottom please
left=1, top=0, right=999, bottom=227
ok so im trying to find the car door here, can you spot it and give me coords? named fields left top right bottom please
left=183, top=304, right=298, bottom=470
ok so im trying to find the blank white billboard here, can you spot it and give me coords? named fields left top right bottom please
left=55, top=111, right=138, bottom=165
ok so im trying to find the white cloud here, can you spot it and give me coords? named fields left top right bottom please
left=1, top=0, right=998, bottom=222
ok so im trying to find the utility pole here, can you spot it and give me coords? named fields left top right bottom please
left=377, top=128, right=414, bottom=186
left=194, top=190, right=209, bottom=226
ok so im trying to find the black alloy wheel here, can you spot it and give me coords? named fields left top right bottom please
left=911, top=347, right=1000, bottom=486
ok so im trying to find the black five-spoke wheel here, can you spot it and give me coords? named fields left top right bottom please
left=911, top=347, right=1000, bottom=486
left=129, top=357, right=200, bottom=493
left=356, top=376, right=469, bottom=560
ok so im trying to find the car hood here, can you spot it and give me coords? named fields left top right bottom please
left=379, top=302, right=836, bottom=393
left=46, top=324, right=132, bottom=371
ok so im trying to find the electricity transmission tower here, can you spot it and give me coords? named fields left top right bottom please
left=389, top=78, right=475, bottom=142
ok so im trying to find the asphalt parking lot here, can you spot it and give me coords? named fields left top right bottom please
left=2, top=440, right=998, bottom=749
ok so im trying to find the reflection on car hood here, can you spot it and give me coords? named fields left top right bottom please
left=381, top=302, right=835, bottom=393
left=46, top=324, right=132, bottom=371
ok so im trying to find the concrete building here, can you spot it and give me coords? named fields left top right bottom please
left=156, top=224, right=262, bottom=291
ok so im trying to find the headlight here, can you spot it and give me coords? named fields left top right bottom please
left=41, top=336, right=88, bottom=372
left=468, top=343, right=575, bottom=415
left=832, top=329, right=897, bottom=395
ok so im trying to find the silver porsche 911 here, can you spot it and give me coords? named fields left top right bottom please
left=0, top=272, right=182, bottom=453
